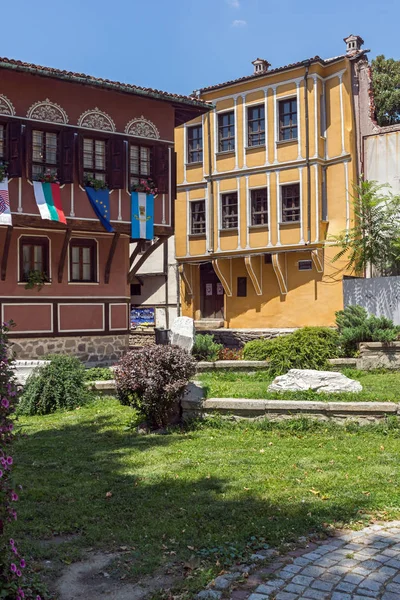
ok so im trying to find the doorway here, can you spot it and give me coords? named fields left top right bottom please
left=200, top=263, right=224, bottom=319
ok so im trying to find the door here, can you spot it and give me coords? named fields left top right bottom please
left=200, top=263, right=224, bottom=319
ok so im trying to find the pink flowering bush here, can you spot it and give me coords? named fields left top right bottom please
left=0, top=322, right=42, bottom=600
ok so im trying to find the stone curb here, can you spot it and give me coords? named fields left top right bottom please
left=196, top=358, right=358, bottom=372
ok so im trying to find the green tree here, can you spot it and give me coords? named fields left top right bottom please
left=332, top=179, right=400, bottom=277
left=371, top=55, right=400, bottom=126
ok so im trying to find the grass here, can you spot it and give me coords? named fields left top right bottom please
left=198, top=368, right=400, bottom=402
left=11, top=397, right=400, bottom=595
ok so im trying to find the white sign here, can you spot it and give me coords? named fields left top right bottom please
left=217, top=283, right=224, bottom=296
left=206, top=283, right=213, bottom=296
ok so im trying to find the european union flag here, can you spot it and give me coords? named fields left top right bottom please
left=85, top=187, right=114, bottom=233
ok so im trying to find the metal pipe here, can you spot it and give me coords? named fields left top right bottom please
left=163, top=238, right=169, bottom=329
left=303, top=60, right=311, bottom=243
left=207, top=110, right=215, bottom=253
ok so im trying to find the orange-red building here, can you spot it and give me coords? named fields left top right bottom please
left=0, top=57, right=208, bottom=362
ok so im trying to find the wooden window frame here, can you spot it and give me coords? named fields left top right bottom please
left=281, top=183, right=300, bottom=223
left=250, top=188, right=268, bottom=226
left=131, top=283, right=142, bottom=296
left=31, top=126, right=60, bottom=181
left=237, top=277, right=247, bottom=297
left=82, top=136, right=108, bottom=185
left=187, top=125, right=203, bottom=164
left=221, top=192, right=238, bottom=230
left=19, top=236, right=50, bottom=283
left=129, top=142, right=152, bottom=188
left=279, top=97, right=298, bottom=141
left=247, top=105, right=265, bottom=147
left=190, top=200, right=206, bottom=235
left=218, top=111, right=235, bottom=153
left=69, top=238, right=97, bottom=283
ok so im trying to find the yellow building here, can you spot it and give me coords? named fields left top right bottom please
left=175, top=35, right=367, bottom=329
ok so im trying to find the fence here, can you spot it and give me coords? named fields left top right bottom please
left=343, top=276, right=400, bottom=325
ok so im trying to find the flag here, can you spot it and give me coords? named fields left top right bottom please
left=85, top=187, right=114, bottom=233
left=131, top=192, right=154, bottom=240
left=33, top=181, right=67, bottom=224
left=0, top=178, right=12, bottom=225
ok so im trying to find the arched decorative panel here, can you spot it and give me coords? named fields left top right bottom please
left=78, top=108, right=116, bottom=132
left=125, top=116, right=160, bottom=139
left=0, top=94, right=15, bottom=116
left=27, top=98, right=69, bottom=124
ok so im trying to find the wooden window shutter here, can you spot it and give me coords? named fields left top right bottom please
left=60, top=130, right=75, bottom=184
left=78, top=133, right=84, bottom=186
left=153, top=144, right=169, bottom=193
left=7, top=121, right=23, bottom=178
left=108, top=137, right=125, bottom=189
left=24, top=124, right=32, bottom=180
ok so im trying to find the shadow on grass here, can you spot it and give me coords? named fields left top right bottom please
left=12, top=411, right=382, bottom=580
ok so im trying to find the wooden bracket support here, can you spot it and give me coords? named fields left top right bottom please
left=178, top=263, right=193, bottom=296
left=311, top=248, right=324, bottom=273
left=272, top=253, right=288, bottom=295
left=57, top=227, right=72, bottom=283
left=212, top=258, right=232, bottom=297
left=128, top=236, right=167, bottom=283
left=244, top=255, right=263, bottom=296
left=105, top=232, right=120, bottom=284
left=1, top=226, right=13, bottom=281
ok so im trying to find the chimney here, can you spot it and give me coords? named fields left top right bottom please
left=344, top=34, right=364, bottom=55
left=252, top=58, right=270, bottom=75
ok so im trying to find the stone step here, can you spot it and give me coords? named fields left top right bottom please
left=195, top=320, right=224, bottom=330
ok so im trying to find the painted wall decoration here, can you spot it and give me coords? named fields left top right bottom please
left=26, top=98, right=69, bottom=124
left=131, top=307, right=155, bottom=327
left=0, top=94, right=15, bottom=116
left=125, top=116, right=160, bottom=139
left=77, top=107, right=116, bottom=132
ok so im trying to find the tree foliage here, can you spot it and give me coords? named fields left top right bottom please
left=371, top=55, right=400, bottom=126
left=332, top=180, right=400, bottom=276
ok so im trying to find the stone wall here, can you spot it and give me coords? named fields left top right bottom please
left=10, top=334, right=129, bottom=366
left=196, top=328, right=296, bottom=348
left=358, top=342, right=400, bottom=370
left=129, top=330, right=156, bottom=347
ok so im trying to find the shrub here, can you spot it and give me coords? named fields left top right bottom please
left=1, top=322, right=43, bottom=599
left=115, top=345, right=196, bottom=428
left=192, top=334, right=223, bottom=362
left=244, top=328, right=340, bottom=373
left=242, top=338, right=274, bottom=361
left=84, top=366, right=114, bottom=381
left=18, top=355, right=93, bottom=415
left=336, top=305, right=400, bottom=356
left=218, top=347, right=243, bottom=361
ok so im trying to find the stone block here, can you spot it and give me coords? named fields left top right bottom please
left=269, top=369, right=362, bottom=394
left=170, top=316, right=195, bottom=352
left=13, top=360, right=51, bottom=386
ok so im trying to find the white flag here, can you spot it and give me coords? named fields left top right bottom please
left=0, top=178, right=12, bottom=225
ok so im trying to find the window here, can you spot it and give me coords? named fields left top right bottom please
left=279, top=98, right=298, bottom=141
left=251, top=188, right=268, bottom=226
left=281, top=184, right=300, bottom=223
left=139, top=240, right=152, bottom=255
left=32, top=130, right=58, bottom=180
left=298, top=260, right=312, bottom=271
left=19, top=237, right=49, bottom=282
left=69, top=239, right=97, bottom=282
left=129, top=144, right=151, bottom=189
left=218, top=111, right=235, bottom=152
left=190, top=200, right=206, bottom=235
left=264, top=253, right=272, bottom=264
left=248, top=105, right=265, bottom=146
left=237, top=277, right=247, bottom=297
left=221, top=192, right=238, bottom=229
left=131, top=283, right=142, bottom=296
left=187, top=125, right=203, bottom=163
left=83, top=138, right=106, bottom=183
left=0, top=124, right=5, bottom=160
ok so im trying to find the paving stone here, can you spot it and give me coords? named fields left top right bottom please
left=343, top=573, right=365, bottom=585
left=381, top=593, right=399, bottom=600
left=281, top=564, right=302, bottom=574
left=302, top=588, right=329, bottom=599
left=285, top=583, right=306, bottom=594
left=360, top=560, right=382, bottom=570
left=300, top=566, right=325, bottom=578
left=393, top=574, right=400, bottom=583
left=335, top=581, right=356, bottom=593
left=353, top=594, right=379, bottom=600
left=256, top=581, right=285, bottom=593
left=386, top=558, right=400, bottom=569
left=358, top=579, right=382, bottom=592
left=293, top=556, right=312, bottom=566
left=331, top=593, right=351, bottom=600
left=291, top=575, right=314, bottom=586
left=275, top=594, right=297, bottom=600
left=310, top=580, right=334, bottom=592
left=248, top=594, right=270, bottom=600
left=386, top=582, right=400, bottom=594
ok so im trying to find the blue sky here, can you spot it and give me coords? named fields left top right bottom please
left=1, top=0, right=397, bottom=96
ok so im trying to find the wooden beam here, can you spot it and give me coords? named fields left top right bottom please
left=129, top=240, right=143, bottom=268
left=244, top=255, right=263, bottom=296
left=1, top=226, right=13, bottom=281
left=105, top=232, right=120, bottom=284
left=212, top=258, right=233, bottom=297
left=311, top=248, right=324, bottom=273
left=178, top=263, right=193, bottom=296
left=128, top=237, right=166, bottom=282
left=272, top=253, right=288, bottom=295
left=57, top=227, right=72, bottom=283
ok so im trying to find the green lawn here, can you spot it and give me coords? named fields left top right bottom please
left=11, top=397, right=400, bottom=595
left=198, top=369, right=400, bottom=402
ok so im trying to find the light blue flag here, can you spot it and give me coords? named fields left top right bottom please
left=131, top=192, right=154, bottom=240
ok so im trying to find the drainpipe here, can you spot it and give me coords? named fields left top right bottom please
left=163, top=239, right=169, bottom=329
left=207, top=110, right=214, bottom=254
left=303, top=60, right=311, bottom=244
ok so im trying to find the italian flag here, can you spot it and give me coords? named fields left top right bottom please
left=33, top=181, right=67, bottom=224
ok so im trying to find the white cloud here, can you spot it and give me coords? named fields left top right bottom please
left=232, top=19, right=247, bottom=27
left=226, top=0, right=240, bottom=7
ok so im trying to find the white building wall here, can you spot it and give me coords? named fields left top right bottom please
left=365, top=132, right=400, bottom=193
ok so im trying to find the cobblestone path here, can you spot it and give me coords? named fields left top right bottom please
left=228, top=523, right=400, bottom=600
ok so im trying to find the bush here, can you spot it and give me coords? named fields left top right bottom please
left=115, top=345, right=196, bottom=428
left=84, top=366, right=114, bottom=381
left=243, top=327, right=340, bottom=374
left=336, top=305, right=400, bottom=356
left=192, top=334, right=223, bottom=362
left=242, top=338, right=275, bottom=361
left=18, top=355, right=93, bottom=415
left=218, top=347, right=243, bottom=361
